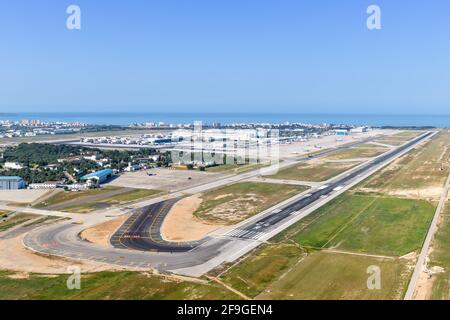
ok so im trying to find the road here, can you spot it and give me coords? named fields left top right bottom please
left=22, top=131, right=434, bottom=276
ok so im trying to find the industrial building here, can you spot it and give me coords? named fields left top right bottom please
left=350, top=126, right=369, bottom=133
left=0, top=176, right=26, bottom=190
left=335, top=129, right=349, bottom=136
left=3, top=162, right=24, bottom=169
left=80, top=169, right=114, bottom=185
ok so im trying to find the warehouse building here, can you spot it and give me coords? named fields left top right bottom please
left=80, top=169, right=114, bottom=185
left=335, top=129, right=349, bottom=136
left=0, top=176, right=26, bottom=190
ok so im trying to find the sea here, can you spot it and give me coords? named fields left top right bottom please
left=0, top=112, right=449, bottom=127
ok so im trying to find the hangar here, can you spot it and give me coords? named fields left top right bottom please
left=0, top=176, right=26, bottom=190
left=80, top=169, right=114, bottom=185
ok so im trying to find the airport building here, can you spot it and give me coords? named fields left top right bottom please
left=0, top=176, right=26, bottom=190
left=80, top=169, right=114, bottom=185
left=350, top=126, right=369, bottom=133
left=3, top=162, right=24, bottom=169
left=335, top=129, right=349, bottom=136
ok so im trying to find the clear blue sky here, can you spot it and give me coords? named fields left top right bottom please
left=1, top=0, right=449, bottom=114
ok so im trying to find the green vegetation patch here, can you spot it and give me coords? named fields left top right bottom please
left=0, top=271, right=238, bottom=300
left=266, top=161, right=361, bottom=182
left=61, top=189, right=164, bottom=213
left=0, top=210, right=11, bottom=218
left=220, top=244, right=307, bottom=298
left=257, top=251, right=411, bottom=300
left=206, top=163, right=267, bottom=174
left=359, top=131, right=450, bottom=194
left=194, top=182, right=308, bottom=225
left=372, top=139, right=407, bottom=146
left=277, top=193, right=435, bottom=256
left=34, top=187, right=121, bottom=208
left=325, top=146, right=389, bottom=160
left=372, top=131, right=423, bottom=146
left=0, top=213, right=38, bottom=232
left=428, top=202, right=450, bottom=299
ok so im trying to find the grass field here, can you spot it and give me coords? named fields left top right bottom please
left=372, top=131, right=423, bottom=146
left=34, top=187, right=163, bottom=213
left=220, top=244, right=307, bottom=297
left=216, top=132, right=442, bottom=300
left=428, top=201, right=450, bottom=299
left=33, top=187, right=122, bottom=208
left=58, top=189, right=164, bottom=213
left=0, top=210, right=11, bottom=218
left=275, top=193, right=435, bottom=256
left=0, top=213, right=38, bottom=232
left=359, top=131, right=450, bottom=196
left=0, top=271, right=237, bottom=300
left=390, top=131, right=424, bottom=139
left=206, top=163, right=267, bottom=174
left=194, top=182, right=308, bottom=225
left=265, top=161, right=361, bottom=182
left=372, top=139, right=408, bottom=146
left=325, top=146, right=389, bottom=160
left=257, top=251, right=411, bottom=300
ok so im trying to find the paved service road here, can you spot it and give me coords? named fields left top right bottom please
left=23, top=132, right=434, bottom=276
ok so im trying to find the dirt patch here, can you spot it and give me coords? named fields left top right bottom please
left=0, top=235, right=140, bottom=274
left=214, top=194, right=232, bottom=201
left=80, top=215, right=130, bottom=247
left=358, top=186, right=444, bottom=201
left=204, top=196, right=264, bottom=224
left=161, top=195, right=224, bottom=241
left=400, top=251, right=417, bottom=261
left=7, top=272, right=30, bottom=279
left=387, top=187, right=443, bottom=201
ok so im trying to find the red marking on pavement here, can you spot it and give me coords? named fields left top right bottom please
left=42, top=242, right=60, bottom=248
left=121, top=235, right=143, bottom=239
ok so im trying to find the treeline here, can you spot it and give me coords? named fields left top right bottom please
left=2, top=143, right=94, bottom=166
left=0, top=168, right=66, bottom=184
left=0, top=143, right=174, bottom=183
left=1, top=143, right=161, bottom=168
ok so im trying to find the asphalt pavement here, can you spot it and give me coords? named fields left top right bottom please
left=22, top=132, right=434, bottom=276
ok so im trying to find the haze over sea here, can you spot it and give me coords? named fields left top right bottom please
left=0, top=113, right=449, bottom=128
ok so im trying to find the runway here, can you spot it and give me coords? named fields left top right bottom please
left=110, top=131, right=433, bottom=253
left=224, top=131, right=433, bottom=240
left=22, top=131, right=434, bottom=276
left=107, top=136, right=379, bottom=253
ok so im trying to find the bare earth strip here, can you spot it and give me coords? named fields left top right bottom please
left=0, top=235, right=139, bottom=274
left=162, top=195, right=225, bottom=242
left=80, top=215, right=130, bottom=247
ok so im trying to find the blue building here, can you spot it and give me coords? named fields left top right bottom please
left=0, top=176, right=26, bottom=190
left=335, top=129, right=349, bottom=136
left=80, top=169, right=114, bottom=185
